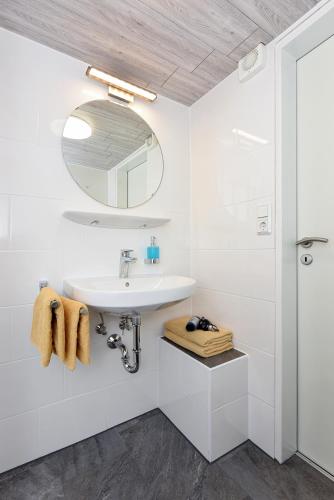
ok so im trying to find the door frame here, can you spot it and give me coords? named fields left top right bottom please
left=275, top=0, right=334, bottom=463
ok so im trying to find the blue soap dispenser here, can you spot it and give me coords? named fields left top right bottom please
left=145, top=236, right=160, bottom=264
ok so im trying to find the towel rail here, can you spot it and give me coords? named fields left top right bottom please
left=39, top=280, right=88, bottom=316
left=50, top=299, right=88, bottom=316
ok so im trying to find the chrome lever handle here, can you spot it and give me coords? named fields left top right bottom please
left=296, top=237, right=329, bottom=248
left=121, top=249, right=134, bottom=257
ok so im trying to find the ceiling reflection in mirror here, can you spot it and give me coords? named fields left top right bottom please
left=62, top=100, right=164, bottom=208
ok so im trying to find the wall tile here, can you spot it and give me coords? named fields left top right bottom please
left=40, top=370, right=157, bottom=457
left=249, top=395, right=275, bottom=458
left=10, top=197, right=64, bottom=251
left=192, top=249, right=275, bottom=301
left=11, top=305, right=36, bottom=361
left=0, top=195, right=10, bottom=249
left=238, top=343, right=275, bottom=406
left=190, top=130, right=274, bottom=208
left=0, top=50, right=39, bottom=143
left=0, top=357, right=63, bottom=419
left=0, top=308, right=11, bottom=363
left=0, top=251, right=62, bottom=306
left=0, top=305, right=36, bottom=364
left=38, top=388, right=111, bottom=456
left=191, top=62, right=275, bottom=207
left=192, top=197, right=275, bottom=251
left=192, top=288, right=275, bottom=354
left=0, top=139, right=84, bottom=201
left=106, top=370, right=158, bottom=429
left=0, top=411, right=39, bottom=473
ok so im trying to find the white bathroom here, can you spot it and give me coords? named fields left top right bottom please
left=0, top=1, right=333, bottom=498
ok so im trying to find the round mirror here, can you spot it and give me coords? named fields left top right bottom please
left=62, top=100, right=164, bottom=208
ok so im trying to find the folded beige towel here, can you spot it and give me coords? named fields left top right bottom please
left=31, top=287, right=65, bottom=367
left=62, top=296, right=90, bottom=371
left=164, top=329, right=233, bottom=358
left=164, top=316, right=233, bottom=347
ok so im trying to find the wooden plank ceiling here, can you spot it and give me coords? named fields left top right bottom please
left=0, top=0, right=318, bottom=106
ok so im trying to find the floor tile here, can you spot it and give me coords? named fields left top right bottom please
left=217, top=441, right=334, bottom=500
left=0, top=410, right=333, bottom=500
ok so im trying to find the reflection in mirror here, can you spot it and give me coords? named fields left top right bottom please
left=62, top=100, right=164, bottom=208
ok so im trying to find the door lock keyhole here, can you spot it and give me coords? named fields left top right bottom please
left=300, top=254, right=313, bottom=265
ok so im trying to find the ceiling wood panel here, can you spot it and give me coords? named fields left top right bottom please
left=193, top=50, right=237, bottom=84
left=107, top=0, right=213, bottom=73
left=0, top=0, right=177, bottom=88
left=0, top=0, right=319, bottom=105
left=139, top=0, right=257, bottom=54
left=230, top=0, right=318, bottom=37
left=152, top=68, right=213, bottom=106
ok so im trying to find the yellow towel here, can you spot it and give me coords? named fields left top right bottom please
left=164, top=316, right=232, bottom=347
left=31, top=287, right=65, bottom=367
left=164, top=330, right=233, bottom=358
left=62, top=296, right=90, bottom=371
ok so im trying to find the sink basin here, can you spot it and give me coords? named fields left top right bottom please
left=63, top=274, right=196, bottom=314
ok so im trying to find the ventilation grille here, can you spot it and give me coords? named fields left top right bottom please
left=238, top=43, right=266, bottom=82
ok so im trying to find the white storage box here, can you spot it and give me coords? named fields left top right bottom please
left=158, top=338, right=248, bottom=462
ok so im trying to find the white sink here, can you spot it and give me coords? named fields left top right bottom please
left=63, top=274, right=196, bottom=314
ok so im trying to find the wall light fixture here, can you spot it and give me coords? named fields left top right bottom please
left=86, top=66, right=157, bottom=102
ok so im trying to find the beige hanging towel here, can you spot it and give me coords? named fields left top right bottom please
left=61, top=296, right=90, bottom=371
left=31, top=287, right=65, bottom=367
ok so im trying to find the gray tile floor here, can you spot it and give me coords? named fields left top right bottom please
left=1, top=409, right=334, bottom=500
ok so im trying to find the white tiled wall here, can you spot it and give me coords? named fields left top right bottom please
left=0, top=28, right=191, bottom=473
left=0, top=23, right=279, bottom=470
left=190, top=45, right=276, bottom=457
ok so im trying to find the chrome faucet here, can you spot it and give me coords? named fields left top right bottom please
left=119, top=249, right=137, bottom=278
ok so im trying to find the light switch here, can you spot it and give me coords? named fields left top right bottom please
left=257, top=205, right=268, bottom=218
left=257, top=204, right=271, bottom=235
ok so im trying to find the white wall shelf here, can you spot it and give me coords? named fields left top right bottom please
left=63, top=210, right=170, bottom=229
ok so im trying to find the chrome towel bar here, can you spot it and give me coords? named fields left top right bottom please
left=39, top=280, right=88, bottom=316
left=49, top=299, right=88, bottom=316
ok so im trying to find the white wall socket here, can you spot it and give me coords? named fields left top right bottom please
left=257, top=204, right=271, bottom=235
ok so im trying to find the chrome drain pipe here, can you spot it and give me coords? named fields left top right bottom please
left=107, top=314, right=141, bottom=374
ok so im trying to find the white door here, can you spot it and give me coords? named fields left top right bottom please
left=297, top=34, right=334, bottom=477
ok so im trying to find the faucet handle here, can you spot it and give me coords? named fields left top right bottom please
left=121, top=249, right=134, bottom=257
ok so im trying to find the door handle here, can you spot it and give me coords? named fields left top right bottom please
left=296, top=237, right=329, bottom=248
